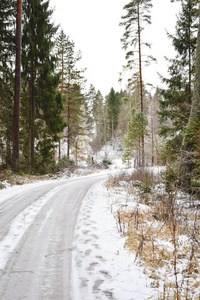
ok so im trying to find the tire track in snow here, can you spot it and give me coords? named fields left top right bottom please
left=0, top=185, right=63, bottom=270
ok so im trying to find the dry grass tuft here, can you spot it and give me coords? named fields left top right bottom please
left=106, top=169, right=200, bottom=299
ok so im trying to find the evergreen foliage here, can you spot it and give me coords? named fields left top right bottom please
left=159, top=0, right=199, bottom=162
left=106, top=88, right=120, bottom=138
left=55, top=30, right=85, bottom=159
left=122, top=110, right=148, bottom=167
left=0, top=0, right=199, bottom=183
left=179, top=7, right=200, bottom=191
left=0, top=1, right=15, bottom=167
left=21, top=0, right=64, bottom=172
left=120, top=0, right=154, bottom=166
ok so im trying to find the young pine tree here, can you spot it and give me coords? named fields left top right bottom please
left=55, top=30, right=84, bottom=158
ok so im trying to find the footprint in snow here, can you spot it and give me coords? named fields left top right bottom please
left=92, top=279, right=104, bottom=293
left=84, top=239, right=91, bottom=244
left=85, top=249, right=92, bottom=256
left=80, top=277, right=89, bottom=288
left=86, top=261, right=99, bottom=271
left=92, top=243, right=101, bottom=250
left=99, top=270, right=112, bottom=279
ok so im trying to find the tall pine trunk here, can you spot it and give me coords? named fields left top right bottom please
left=30, top=60, right=35, bottom=171
left=59, top=48, right=64, bottom=161
left=12, top=0, right=22, bottom=172
left=137, top=3, right=144, bottom=167
left=67, top=85, right=70, bottom=158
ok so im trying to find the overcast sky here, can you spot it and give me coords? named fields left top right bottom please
left=49, top=0, right=181, bottom=97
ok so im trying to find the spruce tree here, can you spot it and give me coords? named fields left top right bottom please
left=179, top=6, right=200, bottom=191
left=0, top=1, right=15, bottom=167
left=91, top=90, right=109, bottom=152
left=21, top=0, right=64, bottom=172
left=84, top=84, right=96, bottom=134
left=106, top=88, right=120, bottom=138
left=159, top=0, right=199, bottom=162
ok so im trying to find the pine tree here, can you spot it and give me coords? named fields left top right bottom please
left=120, top=0, right=153, bottom=166
left=69, top=83, right=87, bottom=165
left=147, top=91, right=161, bottom=166
left=55, top=30, right=84, bottom=158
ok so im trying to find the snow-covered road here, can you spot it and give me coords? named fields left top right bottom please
left=0, top=174, right=108, bottom=300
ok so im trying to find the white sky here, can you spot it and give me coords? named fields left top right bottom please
left=49, top=0, right=181, bottom=97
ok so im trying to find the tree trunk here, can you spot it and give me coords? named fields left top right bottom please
left=30, top=61, right=35, bottom=172
left=59, top=50, right=64, bottom=161
left=67, top=85, right=70, bottom=158
left=137, top=3, right=144, bottom=167
left=187, top=8, right=200, bottom=127
left=12, top=0, right=22, bottom=172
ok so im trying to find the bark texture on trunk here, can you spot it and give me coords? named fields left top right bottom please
left=137, top=3, right=144, bottom=167
left=13, top=0, right=22, bottom=172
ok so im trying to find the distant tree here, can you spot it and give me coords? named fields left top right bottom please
left=106, top=88, right=120, bottom=138
left=84, top=84, right=96, bottom=133
left=67, top=84, right=86, bottom=149
left=55, top=29, right=68, bottom=159
left=122, top=110, right=148, bottom=167
left=55, top=30, right=84, bottom=158
left=115, top=91, right=133, bottom=137
left=120, top=0, right=154, bottom=166
left=69, top=84, right=87, bottom=165
left=147, top=91, right=161, bottom=166
left=90, top=90, right=109, bottom=152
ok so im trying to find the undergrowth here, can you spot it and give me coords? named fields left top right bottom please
left=105, top=168, right=200, bottom=299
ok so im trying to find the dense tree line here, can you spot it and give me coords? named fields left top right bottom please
left=0, top=0, right=88, bottom=173
left=0, top=0, right=200, bottom=194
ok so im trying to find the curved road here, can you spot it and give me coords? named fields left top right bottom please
left=0, top=173, right=108, bottom=300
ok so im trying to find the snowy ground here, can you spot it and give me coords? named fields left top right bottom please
left=0, top=167, right=162, bottom=299
left=71, top=180, right=159, bottom=300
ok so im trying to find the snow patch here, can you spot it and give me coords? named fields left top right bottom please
left=71, top=181, right=158, bottom=299
left=0, top=185, right=62, bottom=270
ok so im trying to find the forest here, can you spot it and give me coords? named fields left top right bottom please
left=1, top=1, right=200, bottom=298
left=0, top=0, right=200, bottom=194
